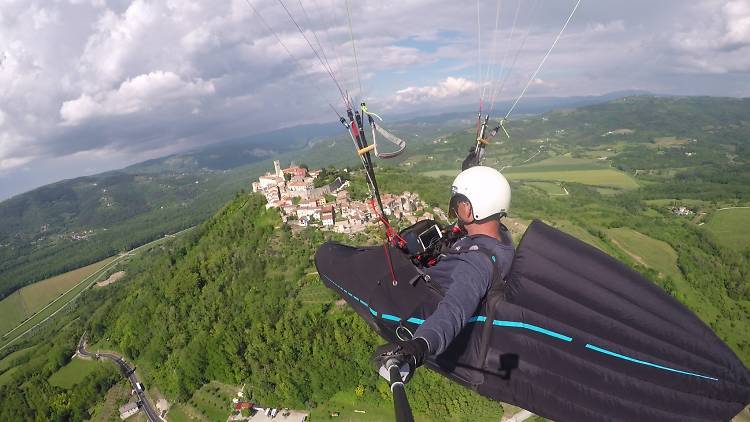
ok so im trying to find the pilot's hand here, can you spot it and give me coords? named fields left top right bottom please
left=372, top=338, right=429, bottom=383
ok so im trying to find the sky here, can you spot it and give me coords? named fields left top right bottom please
left=0, top=0, right=748, bottom=200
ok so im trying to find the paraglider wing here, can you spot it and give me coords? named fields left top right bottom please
left=315, top=220, right=750, bottom=421
left=477, top=220, right=750, bottom=421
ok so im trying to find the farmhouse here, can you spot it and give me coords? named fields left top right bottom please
left=119, top=402, right=139, bottom=420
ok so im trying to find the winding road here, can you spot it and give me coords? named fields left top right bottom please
left=77, top=334, right=161, bottom=422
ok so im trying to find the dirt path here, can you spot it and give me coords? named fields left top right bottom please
left=717, top=206, right=750, bottom=211
left=503, top=410, right=534, bottom=422
left=96, top=271, right=126, bottom=287
left=610, top=238, right=648, bottom=267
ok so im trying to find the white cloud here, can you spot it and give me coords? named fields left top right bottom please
left=60, top=71, right=215, bottom=125
left=1, top=0, right=749, bottom=199
left=0, top=129, right=32, bottom=172
left=668, top=0, right=750, bottom=73
left=0, top=156, right=32, bottom=172
left=723, top=0, right=750, bottom=47
left=394, top=77, right=477, bottom=105
left=77, top=0, right=161, bottom=87
left=586, top=20, right=625, bottom=34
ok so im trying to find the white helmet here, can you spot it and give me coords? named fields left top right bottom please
left=450, top=166, right=511, bottom=221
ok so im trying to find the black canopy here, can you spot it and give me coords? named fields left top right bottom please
left=315, top=220, right=750, bottom=421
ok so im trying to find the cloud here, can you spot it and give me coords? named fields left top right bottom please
left=1, top=0, right=749, bottom=200
left=394, top=77, right=477, bottom=105
left=668, top=0, right=750, bottom=73
left=60, top=71, right=215, bottom=125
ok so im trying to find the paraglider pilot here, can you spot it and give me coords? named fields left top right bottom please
left=373, top=166, right=515, bottom=379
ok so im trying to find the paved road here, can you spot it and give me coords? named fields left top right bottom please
left=77, top=334, right=161, bottom=422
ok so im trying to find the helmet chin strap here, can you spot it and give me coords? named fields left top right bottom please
left=458, top=217, right=475, bottom=227
left=455, top=209, right=476, bottom=228
left=452, top=200, right=476, bottom=228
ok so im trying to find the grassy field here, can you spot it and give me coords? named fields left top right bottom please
left=607, top=228, right=681, bottom=280
left=554, top=222, right=611, bottom=253
left=651, top=136, right=691, bottom=147
left=310, top=390, right=399, bottom=422
left=525, top=181, right=568, bottom=196
left=0, top=260, right=117, bottom=350
left=0, top=256, right=116, bottom=335
left=0, top=292, right=28, bottom=335
left=0, top=346, right=35, bottom=372
left=705, top=208, right=750, bottom=251
left=423, top=157, right=639, bottom=190
left=605, top=227, right=719, bottom=320
left=519, top=155, right=605, bottom=170
left=505, top=169, right=638, bottom=189
left=297, top=275, right=336, bottom=305
left=0, top=365, right=20, bottom=386
left=48, top=358, right=101, bottom=389
left=167, top=381, right=237, bottom=422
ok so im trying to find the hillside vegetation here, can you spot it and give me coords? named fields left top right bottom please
left=78, top=194, right=504, bottom=420
left=0, top=170, right=245, bottom=300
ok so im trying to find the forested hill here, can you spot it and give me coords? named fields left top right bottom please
left=0, top=169, right=246, bottom=300
left=83, top=193, right=503, bottom=419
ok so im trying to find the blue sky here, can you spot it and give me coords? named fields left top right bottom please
left=0, top=0, right=748, bottom=199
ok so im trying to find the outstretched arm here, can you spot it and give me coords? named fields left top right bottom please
left=413, top=257, right=492, bottom=356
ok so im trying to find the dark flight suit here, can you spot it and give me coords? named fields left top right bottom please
left=414, top=230, right=515, bottom=355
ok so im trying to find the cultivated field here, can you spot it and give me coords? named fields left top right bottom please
left=651, top=136, right=691, bottom=147
left=0, top=257, right=116, bottom=334
left=505, top=169, right=638, bottom=189
left=0, top=293, right=27, bottom=335
left=526, top=181, right=568, bottom=196
left=48, top=357, right=101, bottom=388
left=423, top=156, right=639, bottom=190
left=705, top=208, right=750, bottom=251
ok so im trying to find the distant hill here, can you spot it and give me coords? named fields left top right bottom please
left=0, top=169, right=247, bottom=299
left=125, top=122, right=343, bottom=173
left=391, top=90, right=654, bottom=121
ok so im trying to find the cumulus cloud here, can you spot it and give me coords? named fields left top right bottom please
left=669, top=0, right=750, bottom=73
left=394, top=77, right=477, bottom=105
left=0, top=0, right=749, bottom=199
left=60, top=71, right=215, bottom=125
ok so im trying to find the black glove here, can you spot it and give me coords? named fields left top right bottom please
left=372, top=338, right=429, bottom=383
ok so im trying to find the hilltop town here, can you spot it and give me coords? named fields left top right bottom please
left=252, top=161, right=447, bottom=234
